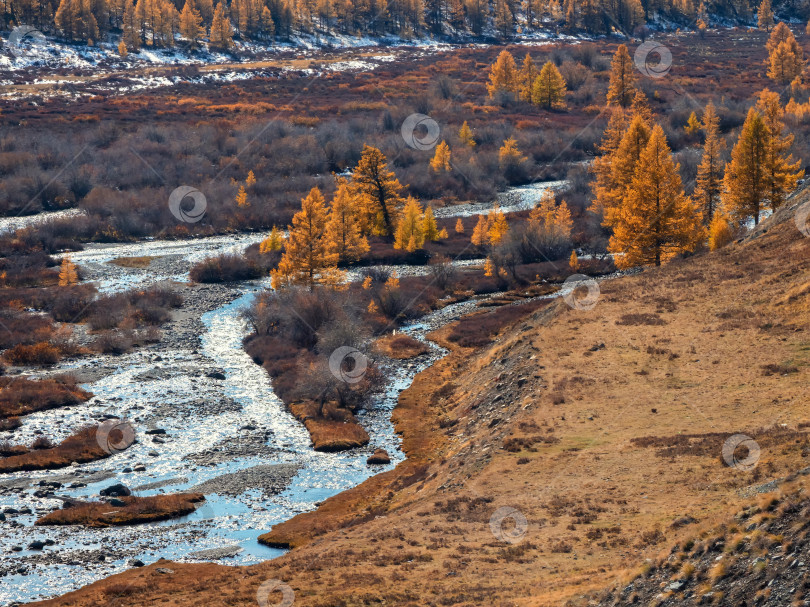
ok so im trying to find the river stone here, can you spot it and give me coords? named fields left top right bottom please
left=367, top=448, right=391, bottom=465
left=100, top=484, right=131, bottom=497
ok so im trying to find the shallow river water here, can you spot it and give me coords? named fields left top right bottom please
left=0, top=181, right=564, bottom=605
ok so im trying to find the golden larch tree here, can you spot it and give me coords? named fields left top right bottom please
left=766, top=22, right=795, bottom=53
left=757, top=89, right=804, bottom=210
left=180, top=0, right=204, bottom=46
left=430, top=141, right=452, bottom=173
left=459, top=121, right=476, bottom=147
left=352, top=145, right=404, bottom=236
left=609, top=125, right=705, bottom=268
left=768, top=40, right=805, bottom=84
left=529, top=190, right=573, bottom=242
left=259, top=226, right=284, bottom=253
left=606, top=44, right=636, bottom=108
left=757, top=0, right=774, bottom=31
left=455, top=217, right=465, bottom=233
left=766, top=23, right=804, bottom=84
left=471, top=214, right=489, bottom=247
left=723, top=107, right=769, bottom=224
left=532, top=61, right=567, bottom=110
left=271, top=187, right=338, bottom=290
left=487, top=50, right=519, bottom=98
left=394, top=197, right=426, bottom=252
left=693, top=101, right=726, bottom=223
left=487, top=204, right=509, bottom=245
left=235, top=185, right=249, bottom=208
left=59, top=256, right=79, bottom=286
left=246, top=170, right=257, bottom=188
left=518, top=53, right=538, bottom=102
left=209, top=2, right=234, bottom=49
left=422, top=205, right=440, bottom=241
left=324, top=179, right=370, bottom=264
left=569, top=250, right=579, bottom=271
left=589, top=108, right=628, bottom=216
left=684, top=111, right=701, bottom=134
left=600, top=113, right=652, bottom=228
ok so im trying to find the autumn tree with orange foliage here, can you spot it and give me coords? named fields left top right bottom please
left=723, top=98, right=802, bottom=225
left=430, top=141, right=452, bottom=172
left=757, top=90, right=804, bottom=211
left=259, top=226, right=283, bottom=253
left=352, top=145, right=405, bottom=236
left=606, top=44, right=636, bottom=108
left=609, top=125, right=705, bottom=268
left=693, top=101, right=726, bottom=223
left=324, top=179, right=369, bottom=264
left=59, top=256, right=79, bottom=286
left=394, top=198, right=426, bottom=252
left=597, top=113, right=652, bottom=228
left=271, top=187, right=339, bottom=290
left=487, top=50, right=519, bottom=98
left=766, top=23, right=804, bottom=83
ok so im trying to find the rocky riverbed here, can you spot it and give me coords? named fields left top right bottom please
left=0, top=180, right=569, bottom=605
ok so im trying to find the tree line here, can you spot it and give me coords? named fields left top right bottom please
left=0, top=0, right=804, bottom=49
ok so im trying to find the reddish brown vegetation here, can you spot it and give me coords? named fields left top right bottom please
left=36, top=493, right=206, bottom=527
left=373, top=334, right=429, bottom=359
left=447, top=296, right=555, bottom=347
left=0, top=375, right=92, bottom=418
left=0, top=425, right=112, bottom=473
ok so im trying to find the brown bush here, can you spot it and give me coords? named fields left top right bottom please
left=3, top=342, right=61, bottom=365
left=447, top=299, right=551, bottom=347
left=0, top=375, right=92, bottom=418
left=0, top=425, right=113, bottom=473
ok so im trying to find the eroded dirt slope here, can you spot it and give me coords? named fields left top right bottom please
left=32, top=190, right=810, bottom=606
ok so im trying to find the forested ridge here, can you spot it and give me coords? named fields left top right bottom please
left=1, top=0, right=808, bottom=52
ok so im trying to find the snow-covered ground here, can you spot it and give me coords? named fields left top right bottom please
left=0, top=208, right=86, bottom=234
left=0, top=24, right=581, bottom=100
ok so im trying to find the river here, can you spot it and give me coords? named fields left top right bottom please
left=0, top=180, right=564, bottom=605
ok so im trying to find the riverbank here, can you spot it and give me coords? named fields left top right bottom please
left=28, top=191, right=810, bottom=607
